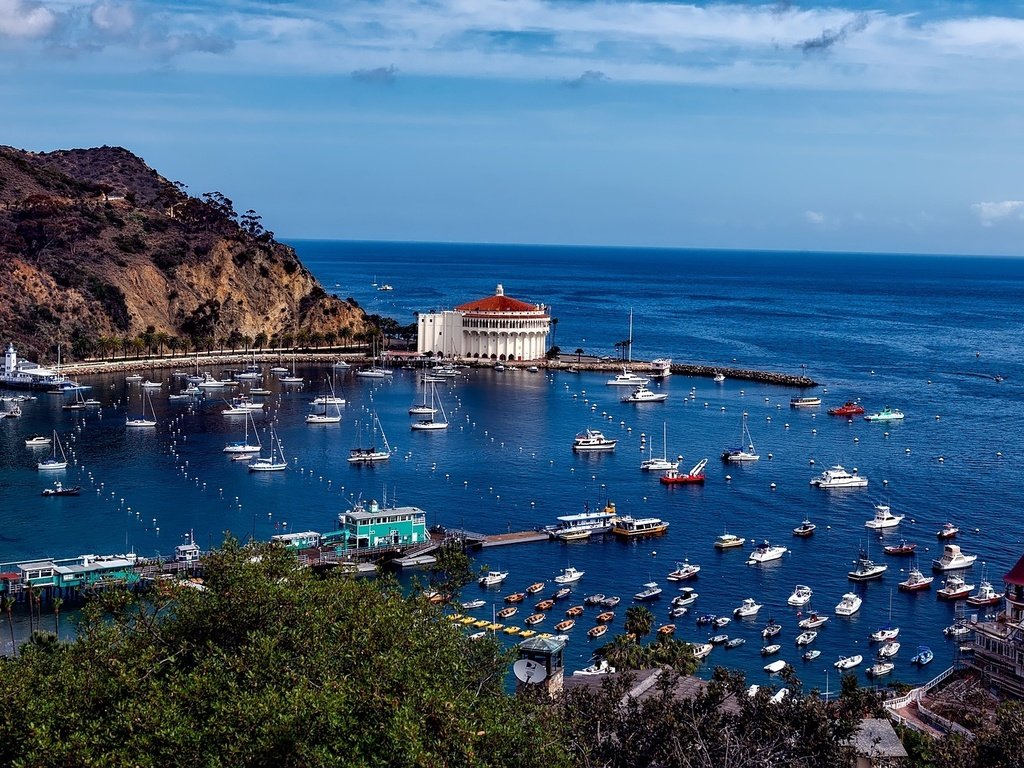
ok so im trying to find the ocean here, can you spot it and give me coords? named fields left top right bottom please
left=3, top=240, right=1024, bottom=692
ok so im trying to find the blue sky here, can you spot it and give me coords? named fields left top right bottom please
left=4, top=1, right=1024, bottom=255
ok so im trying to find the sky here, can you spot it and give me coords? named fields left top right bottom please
left=3, top=1, right=1024, bottom=255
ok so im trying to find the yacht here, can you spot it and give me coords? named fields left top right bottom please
left=222, top=394, right=266, bottom=415
left=607, top=369, right=650, bottom=387
left=347, top=414, right=393, bottom=462
left=248, top=427, right=288, bottom=472
left=621, top=384, right=667, bottom=403
left=660, top=458, right=707, bottom=485
left=36, top=431, right=68, bottom=471
left=223, top=410, right=262, bottom=454
left=633, top=581, right=663, bottom=601
left=790, top=396, right=821, bottom=408
left=883, top=540, right=917, bottom=556
left=795, top=630, right=818, bottom=646
left=734, top=598, right=762, bottom=618
left=747, top=540, right=788, bottom=565
left=932, top=544, right=978, bottom=572
left=834, top=654, right=863, bottom=670
left=554, top=567, right=585, bottom=585
left=864, top=407, right=905, bottom=422
left=898, top=566, right=934, bottom=592
left=478, top=570, right=509, bottom=587
left=24, top=434, right=52, bottom=447
left=714, top=532, right=746, bottom=549
left=809, top=465, right=868, bottom=488
left=548, top=502, right=620, bottom=538
left=848, top=548, right=888, bottom=581
left=865, top=503, right=903, bottom=529
left=937, top=574, right=974, bottom=601
left=835, top=592, right=863, bottom=616
left=611, top=516, right=669, bottom=538
left=572, top=429, right=617, bottom=452
left=666, top=560, right=701, bottom=581
left=787, top=585, right=813, bottom=607
left=410, top=382, right=449, bottom=430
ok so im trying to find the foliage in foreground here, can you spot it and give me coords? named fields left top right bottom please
left=0, top=539, right=564, bottom=768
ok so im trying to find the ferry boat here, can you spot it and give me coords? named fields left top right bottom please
left=633, top=581, right=663, bottom=601
left=547, top=502, right=620, bottom=538
left=611, top=516, right=669, bottom=538
left=621, top=385, right=667, bottom=403
left=864, top=406, right=905, bottom=422
left=572, top=429, right=617, bottom=452
left=835, top=592, right=863, bottom=616
left=747, top=540, right=787, bottom=565
left=899, top=566, right=934, bottom=592
left=864, top=503, right=903, bottom=529
left=937, top=574, right=974, bottom=601
left=932, top=544, right=978, bottom=572
left=787, top=585, right=813, bottom=607
left=790, top=396, right=821, bottom=408
left=809, top=465, right=868, bottom=488
left=714, top=532, right=746, bottom=549
left=848, top=548, right=888, bottom=581
left=828, top=401, right=865, bottom=416
left=937, top=522, right=959, bottom=540
left=660, top=458, right=707, bottom=485
left=792, top=519, right=816, bottom=537
left=883, top=540, right=917, bottom=556
left=666, top=560, right=701, bottom=581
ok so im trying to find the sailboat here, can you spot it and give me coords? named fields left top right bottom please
left=248, top=425, right=288, bottom=472
left=37, top=430, right=69, bottom=470
left=356, top=338, right=392, bottom=379
left=640, top=422, right=678, bottom=471
left=306, top=375, right=343, bottom=423
left=278, top=348, right=303, bottom=384
left=408, top=384, right=437, bottom=416
left=410, top=382, right=449, bottom=430
left=311, top=374, right=345, bottom=406
left=870, top=589, right=900, bottom=642
left=126, top=389, right=157, bottom=428
left=223, top=410, right=262, bottom=454
left=721, top=414, right=759, bottom=462
left=348, top=413, right=394, bottom=462
left=607, top=309, right=649, bottom=387
left=61, top=388, right=87, bottom=411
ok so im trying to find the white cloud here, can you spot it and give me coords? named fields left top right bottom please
left=90, top=1, right=135, bottom=36
left=971, top=200, right=1024, bottom=227
left=0, top=0, right=56, bottom=38
left=804, top=210, right=826, bottom=225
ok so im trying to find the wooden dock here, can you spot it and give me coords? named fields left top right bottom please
left=481, top=530, right=550, bottom=548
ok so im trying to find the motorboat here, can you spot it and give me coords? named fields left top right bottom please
left=691, top=643, right=713, bottom=660
left=695, top=614, right=717, bottom=626
left=790, top=396, right=821, bottom=408
left=606, top=369, right=650, bottom=387
left=660, top=458, right=707, bottom=485
left=554, top=567, right=585, bottom=585
left=573, top=660, right=615, bottom=676
left=725, top=637, right=746, bottom=649
left=198, top=374, right=233, bottom=389
left=713, top=372, right=726, bottom=383
left=461, top=599, right=486, bottom=610
left=761, top=644, right=782, bottom=656
left=223, top=394, right=266, bottom=415
left=798, top=612, right=829, bottom=630
left=763, top=659, right=787, bottom=673
left=835, top=592, right=863, bottom=616
left=669, top=606, right=688, bottom=619
left=932, top=544, right=978, bottom=572
left=478, top=570, right=509, bottom=587
left=792, top=519, right=816, bottom=537
left=747, top=540, right=787, bottom=565
left=712, top=616, right=731, bottom=628
left=672, top=588, right=699, bottom=607
left=802, top=649, right=821, bottom=661
left=884, top=540, right=917, bottom=556
left=553, top=587, right=572, bottom=601
left=865, top=503, right=904, bottom=529
left=734, top=598, right=763, bottom=618
left=848, top=548, right=887, bottom=581
left=41, top=481, right=80, bottom=497
left=572, top=428, right=617, bottom=452
left=709, top=634, right=730, bottom=645
left=587, top=625, right=608, bottom=639
left=714, top=532, right=746, bottom=549
left=810, top=465, right=868, bottom=489
left=944, top=623, right=970, bottom=639
left=787, top=585, right=813, bottom=607
left=878, top=641, right=901, bottom=659
left=124, top=374, right=143, bottom=382
left=912, top=646, right=934, bottom=665
left=721, top=414, right=760, bottom=462
left=24, top=434, right=52, bottom=447
left=966, top=578, right=1002, bottom=607
left=864, top=407, right=904, bottom=422
left=140, top=379, right=163, bottom=389
left=937, top=522, right=959, bottom=540
left=834, top=654, right=863, bottom=670
left=870, top=626, right=900, bottom=643
left=584, top=594, right=606, bottom=606
left=866, top=661, right=895, bottom=678
left=666, top=560, right=701, bottom=581
left=761, top=618, right=781, bottom=638
left=601, top=596, right=621, bottom=608
left=936, top=574, right=974, bottom=601
left=634, top=581, right=663, bottom=601
left=621, top=384, right=667, bottom=403
left=899, top=567, right=934, bottom=592
left=611, top=516, right=669, bottom=537
left=828, top=401, right=865, bottom=416
left=795, top=631, right=817, bottom=646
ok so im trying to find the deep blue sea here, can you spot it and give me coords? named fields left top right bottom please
left=3, top=240, right=1024, bottom=693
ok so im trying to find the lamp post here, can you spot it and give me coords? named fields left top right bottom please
left=824, top=668, right=830, bottom=699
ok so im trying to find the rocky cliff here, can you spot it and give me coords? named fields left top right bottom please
left=0, top=145, right=369, bottom=360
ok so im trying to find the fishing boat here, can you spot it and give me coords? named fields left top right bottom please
left=828, top=401, right=865, bottom=416
left=572, top=428, right=617, bottom=452
left=792, top=519, right=816, bottom=537
left=864, top=406, right=904, bottom=422
left=787, top=585, right=813, bottom=607
left=747, top=540, right=787, bottom=565
left=348, top=414, right=394, bottom=462
left=795, top=630, right=818, bottom=646
left=734, top=598, right=763, bottom=618
left=640, top=423, right=678, bottom=471
left=587, top=625, right=608, bottom=639
left=41, top=480, right=80, bottom=496
left=834, top=654, right=863, bottom=670
left=612, top=516, right=669, bottom=537
left=410, top=383, right=449, bottom=430
left=798, top=612, right=829, bottom=630
left=802, top=649, right=821, bottom=661
left=932, top=544, right=978, bottom=572
left=672, top=588, right=699, bottom=607
left=809, top=464, right=868, bottom=488
left=714, top=532, right=746, bottom=549
left=835, top=592, right=863, bottom=616
left=883, top=540, right=917, bottom=556
left=790, top=396, right=821, bottom=408
left=848, top=547, right=887, bottom=581
left=691, top=643, right=713, bottom=659
left=248, top=426, right=288, bottom=472
left=224, top=410, right=262, bottom=454
left=937, top=522, right=959, bottom=540
left=478, top=570, right=509, bottom=587
left=622, top=384, right=667, bottom=403
left=633, top=581, right=663, bottom=601
left=966, top=569, right=1002, bottom=607
left=865, top=503, right=903, bottom=529
left=936, top=574, right=974, bottom=601
left=866, top=661, right=895, bottom=678
left=660, top=458, right=707, bottom=485
left=126, top=389, right=157, bottom=428
left=666, top=560, right=701, bottom=581
left=37, top=430, right=69, bottom=471
left=899, top=566, right=934, bottom=592
left=554, top=566, right=585, bottom=585
left=911, top=646, right=934, bottom=665
left=721, top=414, right=760, bottom=462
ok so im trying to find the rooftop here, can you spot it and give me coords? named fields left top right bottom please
left=1004, top=551, right=1024, bottom=586
left=456, top=283, right=544, bottom=314
left=847, top=718, right=909, bottom=759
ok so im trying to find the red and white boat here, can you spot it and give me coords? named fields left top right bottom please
left=660, top=458, right=707, bottom=485
left=883, top=540, right=917, bottom=556
left=828, top=401, right=865, bottom=416
left=937, top=522, right=959, bottom=540
left=898, top=566, right=934, bottom=592
left=936, top=574, right=974, bottom=601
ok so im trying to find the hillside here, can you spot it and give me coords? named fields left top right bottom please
left=0, top=145, right=369, bottom=361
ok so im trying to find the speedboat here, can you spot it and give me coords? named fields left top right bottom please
left=634, top=581, right=663, bottom=601
left=672, top=588, right=699, bottom=607
left=810, top=465, right=868, bottom=488
left=478, top=570, right=509, bottom=587
left=41, top=481, right=80, bottom=497
left=573, top=660, right=615, bottom=676
left=932, top=544, right=978, bottom=572
left=714, top=532, right=746, bottom=549
left=798, top=612, right=829, bottom=629
left=761, top=644, right=782, bottom=656
left=912, top=646, right=934, bottom=665
left=795, top=631, right=818, bottom=646
left=792, top=519, right=816, bottom=537
left=937, top=522, right=959, bottom=540
left=572, top=429, right=617, bottom=452
left=802, top=649, right=821, bottom=661
left=761, top=618, right=781, bottom=638
left=666, top=560, right=701, bottom=581
left=944, top=623, right=970, bottom=638
left=835, top=592, right=863, bottom=616
left=461, top=599, right=486, bottom=610
left=936, top=574, right=974, bottom=601
left=725, top=637, right=746, bottom=649
left=712, top=616, right=732, bottom=628
left=734, top=598, right=763, bottom=618
left=884, top=540, right=917, bottom=556
left=878, top=641, right=901, bottom=659
left=747, top=540, right=787, bottom=565
left=828, top=401, right=865, bottom=416
left=864, top=407, right=904, bottom=422
left=611, top=516, right=669, bottom=537
left=899, top=567, right=934, bottom=592
left=790, top=396, right=821, bottom=408
left=834, top=654, right=863, bottom=670
left=622, top=385, right=668, bottom=403
left=787, top=585, right=813, bottom=607
left=554, top=566, right=585, bottom=585
left=660, top=458, right=707, bottom=485
left=848, top=549, right=887, bottom=581
left=865, top=503, right=904, bottom=529
left=709, top=634, right=730, bottom=645
left=866, top=661, right=894, bottom=678
left=870, top=626, right=900, bottom=643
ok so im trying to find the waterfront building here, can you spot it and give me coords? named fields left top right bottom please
left=0, top=342, right=61, bottom=389
left=965, top=551, right=1024, bottom=697
left=323, top=499, right=428, bottom=552
left=270, top=531, right=323, bottom=550
left=416, top=284, right=551, bottom=361
left=0, top=554, right=139, bottom=598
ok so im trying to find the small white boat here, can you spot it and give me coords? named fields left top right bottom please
left=878, top=641, right=901, bottom=659
left=621, top=384, right=667, bottom=403
left=795, top=630, right=818, bottom=646
left=461, top=599, right=486, bottom=609
left=865, top=503, right=904, bottom=529
left=810, top=465, right=868, bottom=489
left=932, top=544, right=978, bottom=572
left=572, top=428, right=617, bottom=452
left=866, top=661, right=895, bottom=677
left=671, top=588, right=699, bottom=608
left=554, top=566, right=585, bottom=585
left=734, top=598, right=763, bottom=618
left=787, top=585, right=813, bottom=607
left=24, top=434, right=52, bottom=447
left=747, top=540, right=788, bottom=565
left=126, top=390, right=157, bottom=428
left=36, top=430, right=68, bottom=470
left=802, top=649, right=821, bottom=661
left=790, top=396, right=821, bottom=408
left=714, top=532, right=746, bottom=549
left=763, top=659, right=788, bottom=673
left=224, top=410, right=262, bottom=454
left=478, top=570, right=509, bottom=587
left=870, top=626, right=900, bottom=643
left=761, top=644, right=782, bottom=656
left=713, top=372, right=725, bottom=383
left=634, top=581, right=663, bottom=601
left=690, top=643, right=713, bottom=660
left=573, top=660, right=616, bottom=676
left=606, top=369, right=650, bottom=387
left=332, top=359, right=352, bottom=370
left=834, top=654, right=863, bottom=670
left=140, top=380, right=163, bottom=389
left=835, top=592, right=862, bottom=616
left=721, top=415, right=760, bottom=462
left=798, top=612, right=829, bottom=630
left=124, top=374, right=143, bottom=382
left=640, top=422, right=678, bottom=471
left=666, top=560, right=701, bottom=581
left=248, top=427, right=288, bottom=472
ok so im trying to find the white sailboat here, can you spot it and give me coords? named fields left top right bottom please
left=348, top=413, right=394, bottom=463
left=311, top=374, right=345, bottom=406
left=607, top=309, right=649, bottom=387
left=410, top=382, right=449, bottom=430
left=640, top=422, right=678, bottom=471
left=356, top=339, right=392, bottom=379
left=126, top=389, right=157, bottom=428
left=721, top=414, right=759, bottom=462
left=306, top=375, right=343, bottom=423
left=248, top=425, right=288, bottom=472
left=278, top=348, right=303, bottom=384
left=224, top=410, right=262, bottom=454
left=37, top=430, right=68, bottom=470
left=408, top=384, right=437, bottom=416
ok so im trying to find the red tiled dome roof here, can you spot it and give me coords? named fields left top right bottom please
left=456, top=284, right=543, bottom=313
left=1005, top=552, right=1024, bottom=586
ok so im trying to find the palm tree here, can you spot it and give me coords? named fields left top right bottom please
left=624, top=605, right=654, bottom=639
left=2, top=595, right=16, bottom=657
left=52, top=596, right=63, bottom=641
left=254, top=332, right=268, bottom=351
left=154, top=331, right=171, bottom=356
left=575, top=348, right=584, bottom=365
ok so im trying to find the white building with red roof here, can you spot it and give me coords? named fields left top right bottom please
left=416, top=284, right=550, bottom=361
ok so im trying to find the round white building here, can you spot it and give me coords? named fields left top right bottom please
left=417, top=284, right=551, bottom=361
